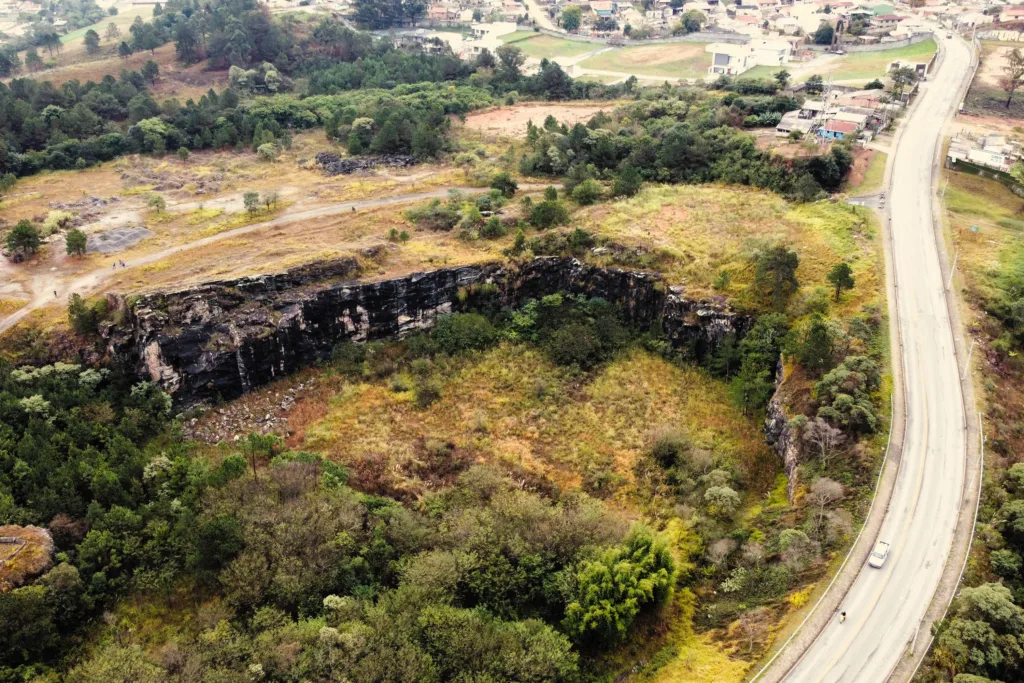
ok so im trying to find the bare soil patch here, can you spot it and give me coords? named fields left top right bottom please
left=464, top=103, right=615, bottom=138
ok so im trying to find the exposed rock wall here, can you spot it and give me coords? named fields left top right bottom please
left=107, top=257, right=752, bottom=407
left=764, top=359, right=802, bottom=503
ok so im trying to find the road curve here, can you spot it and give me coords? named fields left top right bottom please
left=782, top=36, right=972, bottom=683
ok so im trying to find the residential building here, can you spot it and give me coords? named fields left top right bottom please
left=820, top=119, right=859, bottom=139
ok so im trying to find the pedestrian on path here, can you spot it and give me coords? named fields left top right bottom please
left=840, top=611, right=847, bottom=624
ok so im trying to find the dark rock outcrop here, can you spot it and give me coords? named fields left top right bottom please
left=106, top=257, right=752, bottom=407
left=764, top=358, right=801, bottom=503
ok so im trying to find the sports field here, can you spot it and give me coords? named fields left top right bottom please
left=578, top=42, right=711, bottom=79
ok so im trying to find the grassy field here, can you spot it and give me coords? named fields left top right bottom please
left=739, top=65, right=780, bottom=80
left=575, top=184, right=883, bottom=314
left=301, top=344, right=774, bottom=498
left=814, top=39, right=937, bottom=82
left=579, top=42, right=711, bottom=79
left=963, top=41, right=1024, bottom=118
left=500, top=32, right=597, bottom=60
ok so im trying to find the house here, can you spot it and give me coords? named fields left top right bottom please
left=427, top=4, right=458, bottom=22
left=888, top=58, right=931, bottom=79
left=868, top=13, right=902, bottom=33
left=776, top=109, right=816, bottom=136
left=707, top=42, right=755, bottom=75
left=591, top=0, right=617, bottom=16
left=820, top=119, right=859, bottom=139
left=706, top=37, right=791, bottom=75
left=1000, top=5, right=1024, bottom=22
left=799, top=99, right=826, bottom=118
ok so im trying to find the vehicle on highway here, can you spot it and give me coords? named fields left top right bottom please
left=947, top=32, right=953, bottom=38
left=868, top=540, right=891, bottom=568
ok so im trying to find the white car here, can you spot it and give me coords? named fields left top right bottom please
left=868, top=540, right=891, bottom=568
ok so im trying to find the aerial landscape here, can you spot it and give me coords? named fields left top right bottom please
left=0, top=0, right=1023, bottom=681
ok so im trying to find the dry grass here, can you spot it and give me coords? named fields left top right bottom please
left=299, top=344, right=773, bottom=500
left=576, top=184, right=883, bottom=314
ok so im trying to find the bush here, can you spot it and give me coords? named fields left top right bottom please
left=490, top=171, right=518, bottom=198
left=431, top=313, right=497, bottom=354
left=479, top=216, right=507, bottom=239
left=529, top=200, right=569, bottom=230
left=406, top=199, right=461, bottom=231
left=612, top=165, right=642, bottom=197
left=571, top=179, right=603, bottom=206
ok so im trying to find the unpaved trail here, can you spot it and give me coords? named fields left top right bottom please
left=0, top=184, right=545, bottom=336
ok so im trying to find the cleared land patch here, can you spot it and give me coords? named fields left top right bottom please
left=579, top=43, right=711, bottom=80
left=464, top=102, right=615, bottom=138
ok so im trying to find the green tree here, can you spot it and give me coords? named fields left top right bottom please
left=84, top=29, right=101, bottom=55
left=118, top=41, right=133, bottom=59
left=65, top=228, right=88, bottom=256
left=813, top=22, right=834, bottom=45
left=806, top=74, right=825, bottom=94
left=827, top=262, right=855, bottom=301
left=753, top=245, right=800, bottom=310
left=490, top=171, right=518, bottom=198
left=613, top=165, right=642, bottom=197
left=105, top=22, right=120, bottom=40
left=147, top=194, right=166, bottom=213
left=243, top=191, right=260, bottom=215
left=141, top=59, right=159, bottom=83
left=25, top=47, right=43, bottom=71
left=774, top=69, right=791, bottom=89
left=6, top=219, right=41, bottom=256
left=563, top=527, right=675, bottom=645
left=561, top=5, right=582, bottom=31
left=177, top=147, right=190, bottom=163
left=794, top=313, right=835, bottom=372
left=495, top=44, right=526, bottom=83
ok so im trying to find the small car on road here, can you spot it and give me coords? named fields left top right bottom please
left=869, top=540, right=891, bottom=568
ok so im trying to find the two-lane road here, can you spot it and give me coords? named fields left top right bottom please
left=783, top=35, right=972, bottom=683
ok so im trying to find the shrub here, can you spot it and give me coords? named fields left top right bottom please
left=479, top=216, right=507, bottom=239
left=571, top=179, right=603, bottom=206
left=5, top=219, right=41, bottom=256
left=529, top=200, right=569, bottom=230
left=544, top=186, right=559, bottom=201
left=431, top=313, right=497, bottom=354
left=406, top=199, right=461, bottom=231
left=612, top=165, right=642, bottom=197
left=490, top=171, right=518, bottom=198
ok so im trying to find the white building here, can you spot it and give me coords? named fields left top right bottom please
left=706, top=37, right=791, bottom=76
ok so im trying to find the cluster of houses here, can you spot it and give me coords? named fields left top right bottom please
left=776, top=87, right=889, bottom=141
left=948, top=132, right=1022, bottom=173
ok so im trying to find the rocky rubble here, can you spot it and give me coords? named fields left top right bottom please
left=106, top=257, right=754, bottom=408
left=314, top=152, right=418, bottom=176
left=184, top=381, right=310, bottom=443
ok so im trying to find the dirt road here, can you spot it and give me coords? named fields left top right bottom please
left=0, top=184, right=544, bottom=336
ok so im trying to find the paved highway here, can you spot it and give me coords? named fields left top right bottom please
left=783, top=35, right=972, bottom=683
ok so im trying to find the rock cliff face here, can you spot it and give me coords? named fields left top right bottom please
left=107, top=257, right=752, bottom=407
left=764, top=359, right=801, bottom=503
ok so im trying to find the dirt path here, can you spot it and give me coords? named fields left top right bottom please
left=0, top=184, right=545, bottom=336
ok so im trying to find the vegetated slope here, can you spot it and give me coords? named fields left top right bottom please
left=917, top=169, right=1024, bottom=683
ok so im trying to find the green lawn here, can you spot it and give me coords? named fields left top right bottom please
left=578, top=42, right=711, bottom=79
left=740, top=65, right=781, bottom=80
left=500, top=32, right=597, bottom=60
left=809, top=39, right=937, bottom=82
